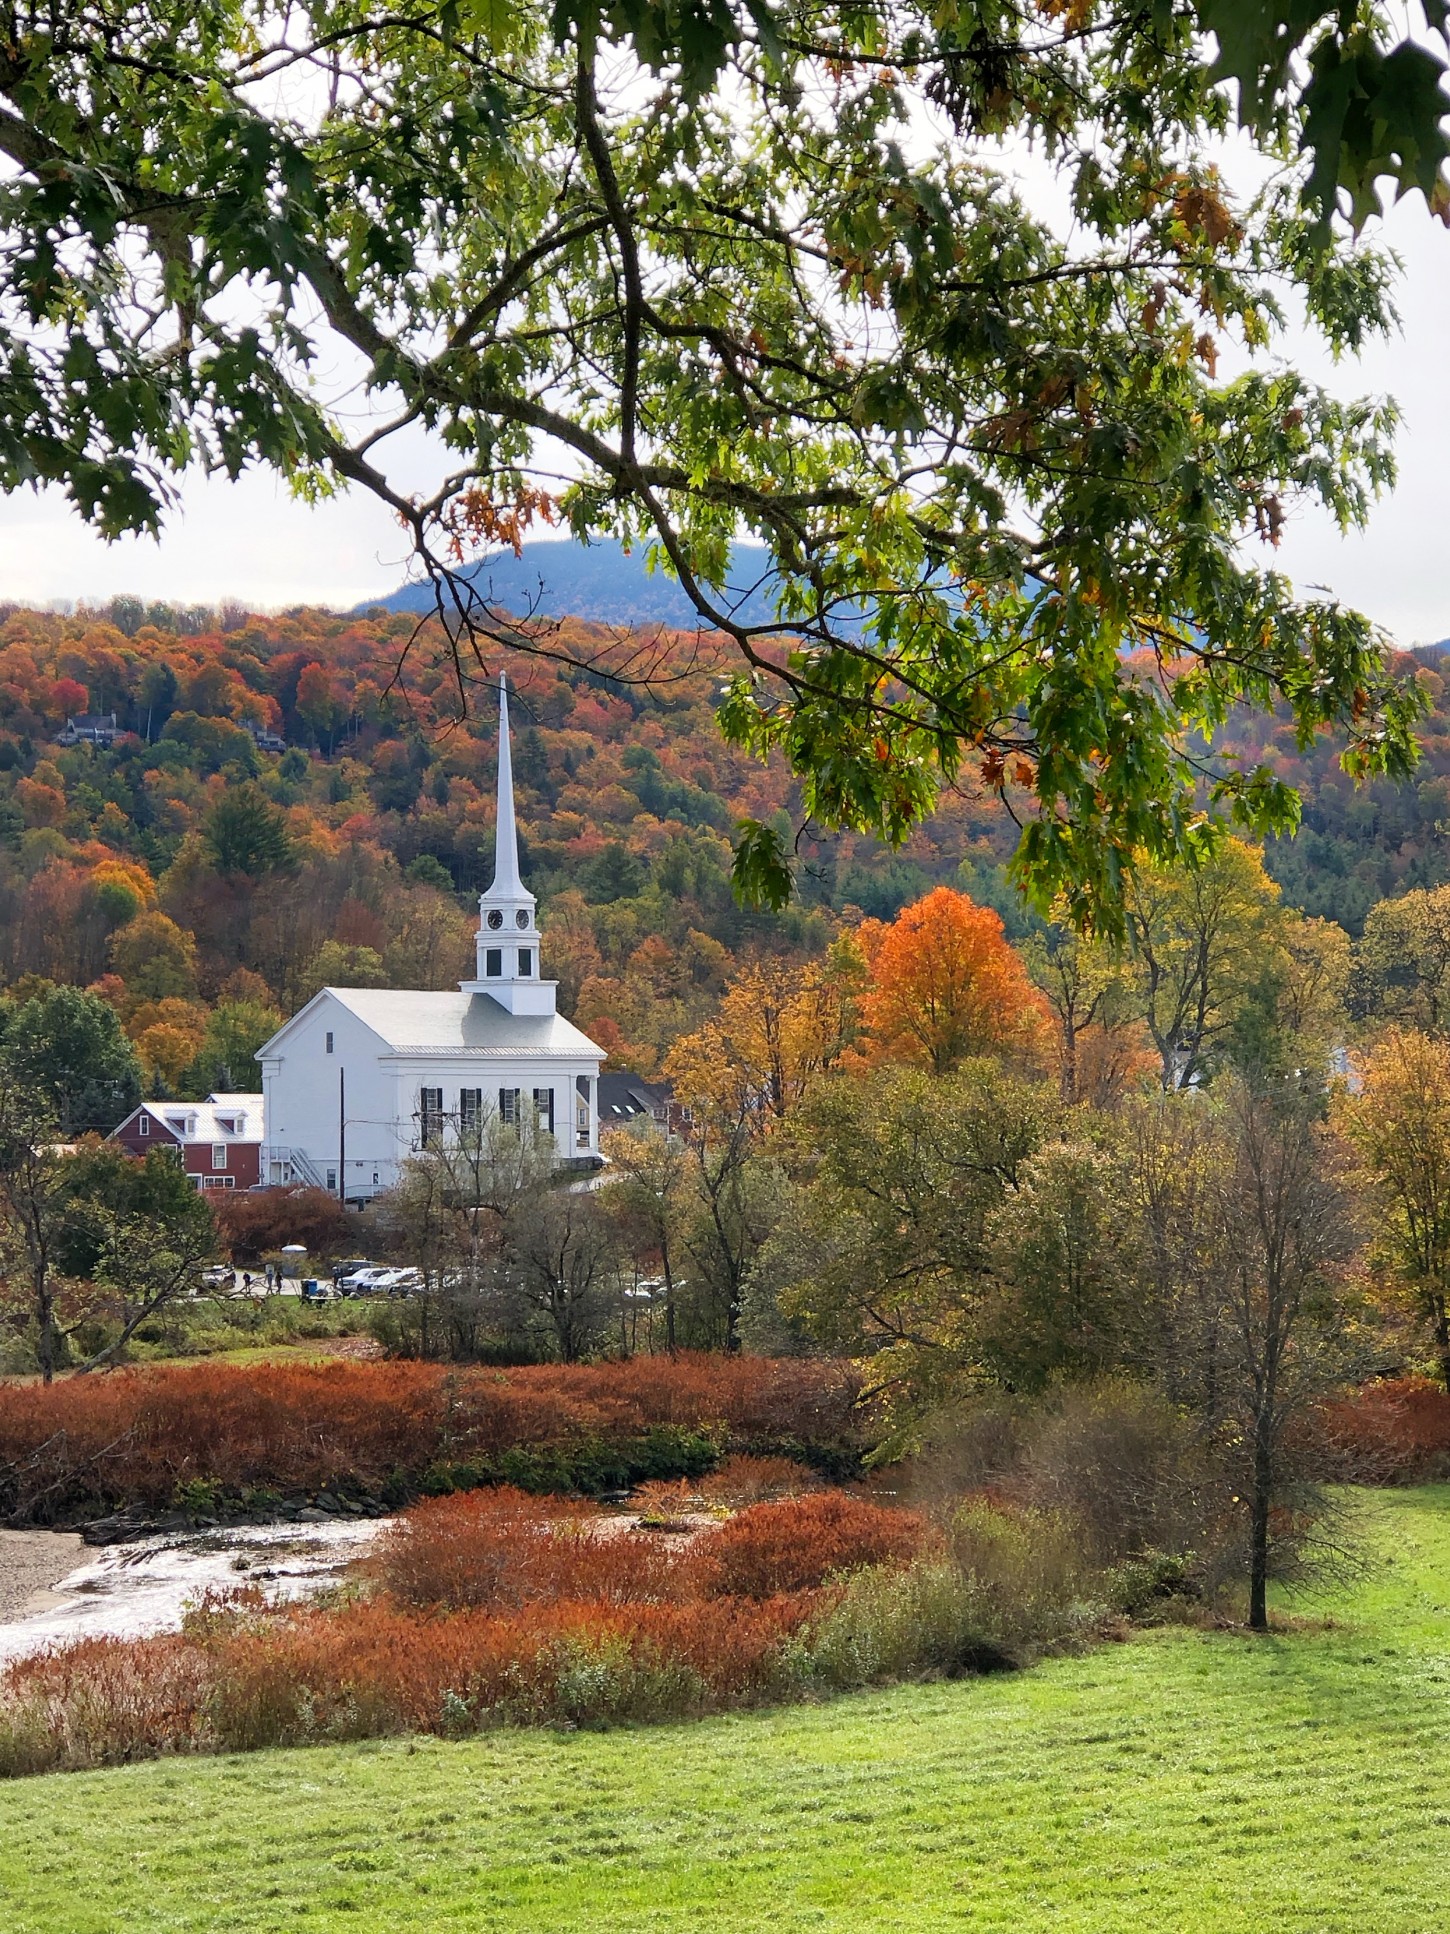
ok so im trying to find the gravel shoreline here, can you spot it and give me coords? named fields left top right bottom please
left=0, top=1528, right=84, bottom=1622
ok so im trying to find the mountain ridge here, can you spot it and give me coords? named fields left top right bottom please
left=359, top=537, right=778, bottom=629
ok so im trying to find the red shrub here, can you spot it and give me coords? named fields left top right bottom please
left=204, top=1591, right=821, bottom=1745
left=686, top=1492, right=926, bottom=1598
left=0, top=1353, right=864, bottom=1520
left=3, top=1634, right=212, bottom=1768
left=631, top=1455, right=823, bottom=1517
left=373, top=1487, right=687, bottom=1610
left=0, top=1589, right=827, bottom=1768
left=0, top=1484, right=934, bottom=1773
left=1317, top=1377, right=1450, bottom=1483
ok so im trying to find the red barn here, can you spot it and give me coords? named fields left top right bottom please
left=110, top=1093, right=264, bottom=1192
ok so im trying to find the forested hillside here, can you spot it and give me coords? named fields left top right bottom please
left=0, top=600, right=1008, bottom=1089
left=1222, top=649, right=1450, bottom=934
left=0, top=597, right=1443, bottom=1099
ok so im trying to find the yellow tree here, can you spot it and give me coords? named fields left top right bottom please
left=1121, top=839, right=1282, bottom=1091
left=665, top=952, right=856, bottom=1127
left=1356, top=887, right=1450, bottom=1034
left=1339, top=1027, right=1450, bottom=1391
left=1022, top=926, right=1146, bottom=1106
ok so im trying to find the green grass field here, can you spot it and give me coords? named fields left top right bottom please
left=3, top=1488, right=1450, bottom=1934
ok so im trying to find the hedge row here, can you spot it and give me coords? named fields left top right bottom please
left=0, top=1354, right=865, bottom=1521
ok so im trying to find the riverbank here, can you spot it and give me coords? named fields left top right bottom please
left=0, top=1487, right=1440, bottom=1932
left=0, top=1530, right=83, bottom=1622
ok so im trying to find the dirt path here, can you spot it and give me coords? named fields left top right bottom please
left=0, top=1528, right=84, bottom=1622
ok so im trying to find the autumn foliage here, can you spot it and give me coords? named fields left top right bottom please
left=856, top=887, right=1047, bottom=1072
left=1316, top=1378, right=1450, bottom=1484
left=374, top=1485, right=924, bottom=1610
left=0, top=1486, right=932, bottom=1773
left=0, top=1354, right=865, bottom=1520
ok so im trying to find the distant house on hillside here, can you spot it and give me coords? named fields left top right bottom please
left=597, top=1072, right=692, bottom=1138
left=56, top=712, right=119, bottom=747
left=246, top=723, right=286, bottom=755
left=109, top=1093, right=264, bottom=1192
left=255, top=676, right=604, bottom=1203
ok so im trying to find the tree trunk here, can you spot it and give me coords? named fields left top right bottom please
left=1248, top=1425, right=1273, bottom=1632
left=1432, top=1292, right=1450, bottom=1395
left=1060, top=1015, right=1078, bottom=1106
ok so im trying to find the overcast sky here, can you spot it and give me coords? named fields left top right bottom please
left=1, top=185, right=1447, bottom=644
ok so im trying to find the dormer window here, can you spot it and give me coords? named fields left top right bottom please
left=485, top=948, right=503, bottom=977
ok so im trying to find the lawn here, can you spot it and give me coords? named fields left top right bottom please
left=2, top=1488, right=1449, bottom=1934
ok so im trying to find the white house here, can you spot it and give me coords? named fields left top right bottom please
left=256, top=675, right=604, bottom=1201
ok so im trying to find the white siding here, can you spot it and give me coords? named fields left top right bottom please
left=258, top=991, right=600, bottom=1197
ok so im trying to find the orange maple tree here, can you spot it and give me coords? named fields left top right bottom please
left=856, top=887, right=1046, bottom=1073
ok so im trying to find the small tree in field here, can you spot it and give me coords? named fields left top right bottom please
left=1204, top=1078, right=1358, bottom=1632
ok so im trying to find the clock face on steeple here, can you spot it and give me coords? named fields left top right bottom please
left=487, top=909, right=503, bottom=929
left=516, top=910, right=529, bottom=928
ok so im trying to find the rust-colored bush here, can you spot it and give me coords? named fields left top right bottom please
left=204, top=1591, right=822, bottom=1747
left=1316, top=1378, right=1450, bottom=1483
left=700, top=1455, right=823, bottom=1509
left=0, top=1353, right=863, bottom=1521
left=0, top=1587, right=827, bottom=1771
left=377, top=1485, right=923, bottom=1612
left=373, top=1487, right=688, bottom=1611
left=1, top=1634, right=212, bottom=1773
left=686, top=1492, right=927, bottom=1599
left=629, top=1454, right=821, bottom=1519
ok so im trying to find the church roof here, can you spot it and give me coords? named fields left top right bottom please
left=320, top=987, right=602, bottom=1059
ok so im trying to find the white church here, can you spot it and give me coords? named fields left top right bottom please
left=256, top=676, right=605, bottom=1201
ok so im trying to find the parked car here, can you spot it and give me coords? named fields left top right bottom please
left=340, top=1266, right=396, bottom=1295
left=378, top=1267, right=422, bottom=1296
left=334, top=1259, right=378, bottom=1293
left=197, top=1263, right=234, bottom=1290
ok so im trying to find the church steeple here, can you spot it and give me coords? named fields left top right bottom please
left=491, top=672, right=524, bottom=899
left=461, top=673, right=556, bottom=1014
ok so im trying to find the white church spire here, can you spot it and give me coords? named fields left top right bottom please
left=462, top=671, right=556, bottom=1014
left=491, top=672, right=524, bottom=898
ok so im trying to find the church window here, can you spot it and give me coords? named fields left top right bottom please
left=325, top=1031, right=333, bottom=1054
left=518, top=948, right=533, bottom=977
left=486, top=909, right=503, bottom=930
left=576, top=1074, right=592, bottom=1148
left=459, top=1088, right=482, bottom=1132
left=534, top=1087, right=555, bottom=1134
left=419, top=1088, right=444, bottom=1147
left=485, top=948, right=502, bottom=976
left=499, top=1087, right=521, bottom=1126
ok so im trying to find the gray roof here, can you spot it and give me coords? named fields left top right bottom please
left=320, top=987, right=602, bottom=1059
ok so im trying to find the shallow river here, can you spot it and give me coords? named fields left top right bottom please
left=0, top=1519, right=388, bottom=1664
